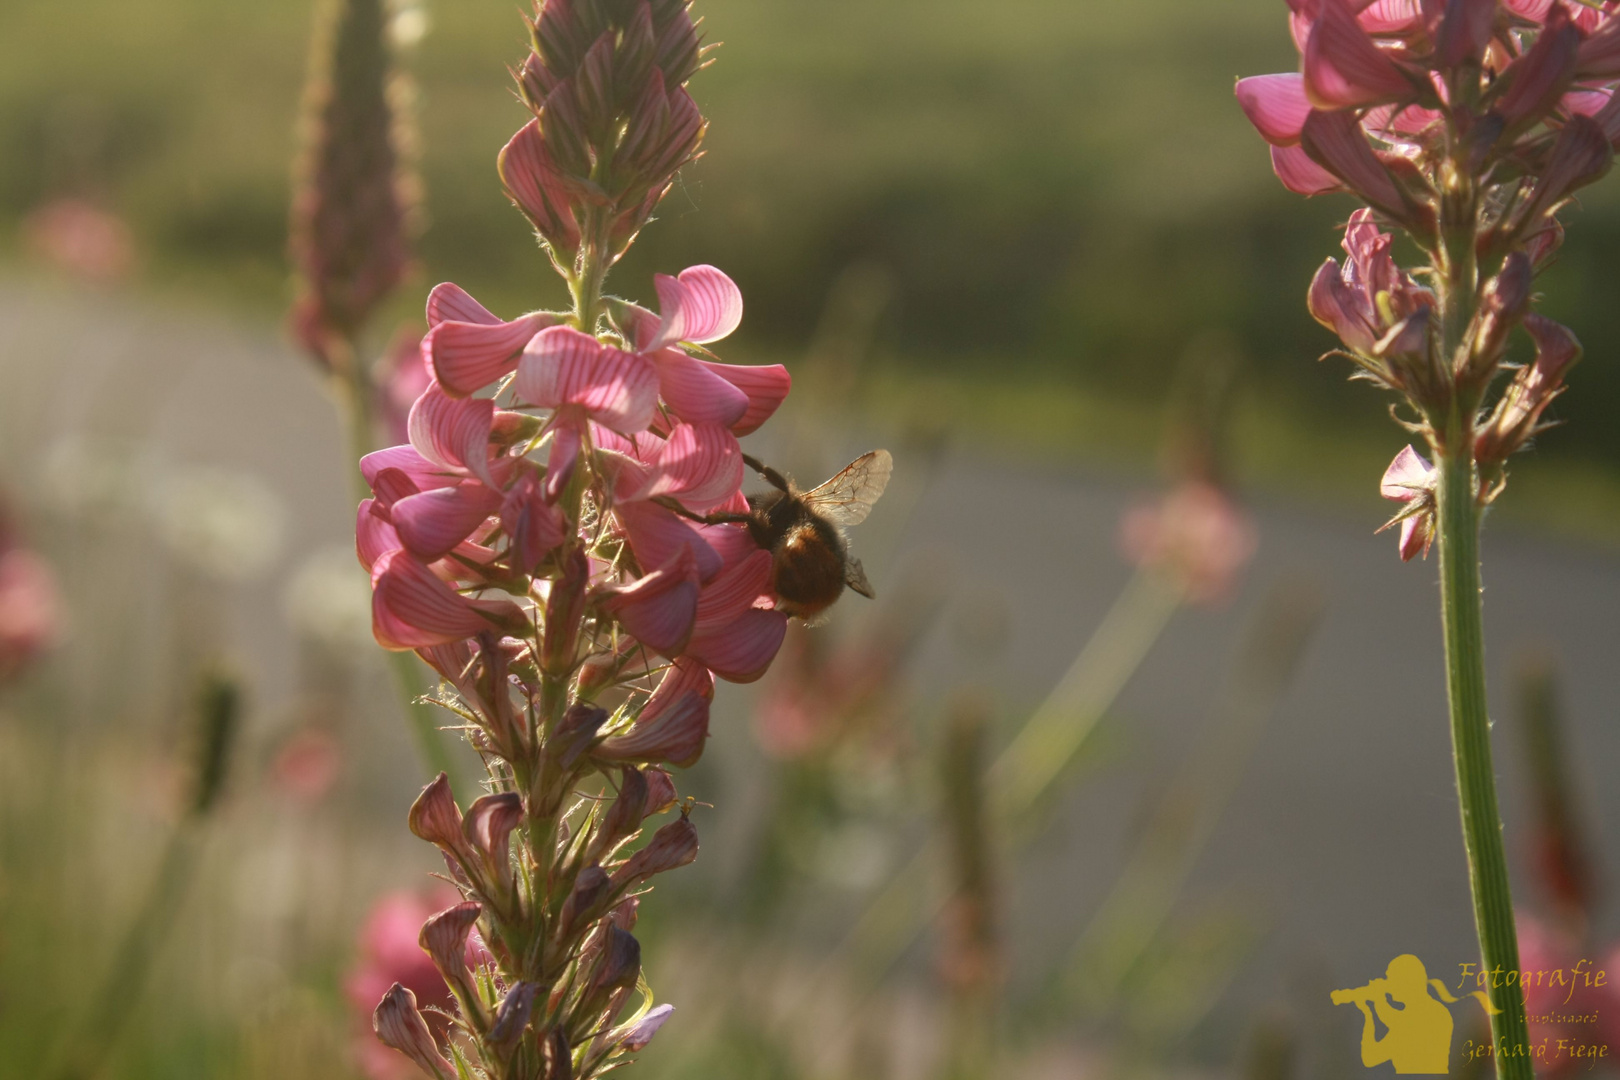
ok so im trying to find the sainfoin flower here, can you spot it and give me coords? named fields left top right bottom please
left=0, top=526, right=62, bottom=681
left=344, top=2, right=877, bottom=1076
left=1119, top=482, right=1257, bottom=603
left=1378, top=445, right=1438, bottom=561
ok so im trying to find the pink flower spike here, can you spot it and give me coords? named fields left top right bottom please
left=696, top=360, right=791, bottom=436
left=1303, top=0, right=1415, bottom=108
left=1236, top=73, right=1314, bottom=146
left=1271, top=144, right=1342, bottom=195
left=371, top=549, right=526, bottom=650
left=515, top=326, right=661, bottom=435
left=408, top=384, right=499, bottom=487
left=390, top=483, right=504, bottom=561
left=597, top=549, right=702, bottom=655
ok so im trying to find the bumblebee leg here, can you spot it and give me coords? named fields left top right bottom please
left=741, top=453, right=791, bottom=493
left=652, top=496, right=753, bottom=526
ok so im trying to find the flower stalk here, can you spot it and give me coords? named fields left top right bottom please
left=1237, top=3, right=1620, bottom=1073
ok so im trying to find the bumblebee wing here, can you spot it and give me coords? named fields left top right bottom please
left=803, top=449, right=893, bottom=526
left=844, top=557, right=875, bottom=599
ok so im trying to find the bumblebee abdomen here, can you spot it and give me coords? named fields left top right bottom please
left=771, top=519, right=847, bottom=617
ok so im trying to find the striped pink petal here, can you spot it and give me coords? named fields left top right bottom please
left=637, top=422, right=744, bottom=510
left=497, top=119, right=581, bottom=247
left=425, top=311, right=557, bottom=397
left=597, top=549, right=702, bottom=655
left=1300, top=110, right=1410, bottom=218
left=614, top=500, right=723, bottom=582
left=370, top=549, right=526, bottom=650
left=356, top=499, right=403, bottom=570
left=1271, top=143, right=1341, bottom=195
left=1303, top=0, right=1414, bottom=108
left=408, top=384, right=498, bottom=486
left=391, top=482, right=504, bottom=560
left=686, top=607, right=788, bottom=684
left=427, top=282, right=501, bottom=328
left=514, top=326, right=660, bottom=434
left=649, top=349, right=750, bottom=427
left=596, top=660, right=714, bottom=767
left=501, top=475, right=566, bottom=572
left=696, top=360, right=791, bottom=436
left=646, top=273, right=691, bottom=351
left=369, top=466, right=421, bottom=511
left=361, top=445, right=460, bottom=492
left=671, top=265, right=743, bottom=344
left=693, top=549, right=774, bottom=632
left=545, top=421, right=583, bottom=503
left=1235, top=73, right=1313, bottom=146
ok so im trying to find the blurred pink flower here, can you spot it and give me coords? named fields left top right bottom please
left=376, top=328, right=431, bottom=446
left=347, top=888, right=484, bottom=1080
left=1119, top=482, right=1258, bottom=604
left=22, top=198, right=135, bottom=284
left=0, top=546, right=61, bottom=681
left=268, top=726, right=343, bottom=804
left=1514, top=913, right=1620, bottom=1074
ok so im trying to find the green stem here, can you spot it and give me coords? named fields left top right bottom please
left=335, top=339, right=460, bottom=784
left=1436, top=446, right=1531, bottom=1079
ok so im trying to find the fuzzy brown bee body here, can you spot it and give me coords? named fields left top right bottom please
left=740, top=450, right=892, bottom=621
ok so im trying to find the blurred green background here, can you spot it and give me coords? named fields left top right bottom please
left=6, top=0, right=1620, bottom=533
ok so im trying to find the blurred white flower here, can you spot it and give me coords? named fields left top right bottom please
left=282, top=545, right=374, bottom=653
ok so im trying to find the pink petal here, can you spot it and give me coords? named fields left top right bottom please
left=369, top=466, right=421, bottom=511
left=425, top=311, right=556, bottom=398
left=598, top=549, right=702, bottom=655
left=501, top=475, right=566, bottom=572
left=545, top=421, right=583, bottom=502
left=356, top=499, right=403, bottom=571
left=361, top=445, right=460, bottom=492
left=1270, top=143, right=1342, bottom=195
left=649, top=349, right=750, bottom=427
left=1307, top=258, right=1379, bottom=353
left=639, top=423, right=744, bottom=510
left=613, top=500, right=723, bottom=582
left=672, top=265, right=743, bottom=344
left=390, top=483, right=504, bottom=560
left=693, top=549, right=774, bottom=633
left=1303, top=0, right=1414, bottom=108
left=1235, top=73, right=1313, bottom=146
left=686, top=607, right=789, bottom=684
left=1397, top=512, right=1433, bottom=561
left=515, top=326, right=660, bottom=434
left=426, top=282, right=501, bottom=328
left=1578, top=13, right=1620, bottom=78
left=615, top=301, right=662, bottom=352
left=1433, top=0, right=1494, bottom=67
left=696, top=360, right=791, bottom=436
left=644, top=656, right=715, bottom=714
left=597, top=661, right=714, bottom=767
left=1496, top=5, right=1582, bottom=127
left=497, top=119, right=581, bottom=247
left=696, top=518, right=758, bottom=567
left=1300, top=109, right=1410, bottom=218
left=646, top=273, right=690, bottom=351
left=408, top=384, right=498, bottom=486
left=1380, top=444, right=1435, bottom=500
left=370, top=549, right=525, bottom=650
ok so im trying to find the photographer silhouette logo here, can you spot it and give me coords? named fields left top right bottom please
left=1332, top=955, right=1499, bottom=1074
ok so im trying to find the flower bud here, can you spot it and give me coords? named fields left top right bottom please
left=419, top=901, right=486, bottom=1029
left=583, top=926, right=642, bottom=1007
left=617, top=1003, right=674, bottom=1052
left=611, top=815, right=698, bottom=891
left=463, top=791, right=524, bottom=864
left=1467, top=252, right=1533, bottom=382
left=585, top=768, right=649, bottom=865
left=490, top=980, right=540, bottom=1049
left=1475, top=314, right=1581, bottom=465
left=542, top=546, right=589, bottom=676
left=408, top=773, right=478, bottom=871
left=594, top=686, right=709, bottom=767
left=642, top=768, right=678, bottom=816
left=553, top=702, right=607, bottom=770
left=559, top=865, right=613, bottom=934
left=373, top=983, right=455, bottom=1080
